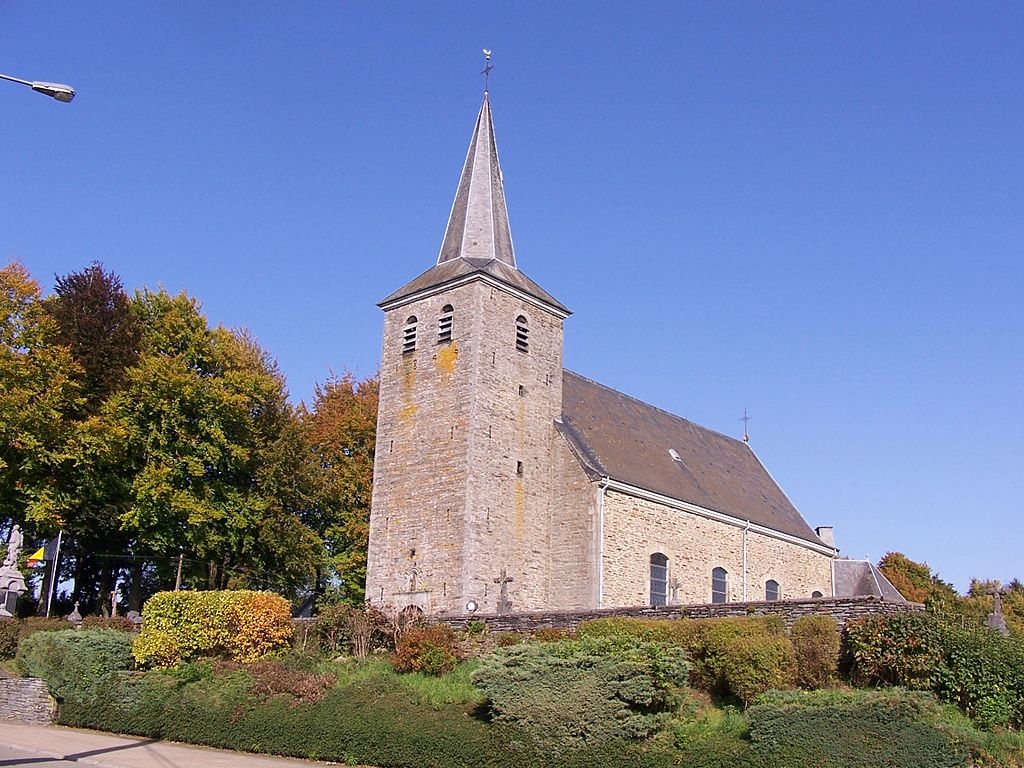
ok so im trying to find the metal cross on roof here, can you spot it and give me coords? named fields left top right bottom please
left=482, top=49, right=493, bottom=91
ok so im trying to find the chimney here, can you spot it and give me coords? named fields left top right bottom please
left=815, top=526, right=836, bottom=549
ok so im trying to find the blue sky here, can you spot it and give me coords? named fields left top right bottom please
left=3, top=3, right=1021, bottom=593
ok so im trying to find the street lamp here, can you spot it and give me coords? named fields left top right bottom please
left=0, top=72, right=75, bottom=103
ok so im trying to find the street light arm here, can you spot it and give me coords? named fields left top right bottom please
left=0, top=72, right=75, bottom=103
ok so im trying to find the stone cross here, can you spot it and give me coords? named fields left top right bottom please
left=987, top=588, right=1010, bottom=637
left=494, top=569, right=514, bottom=614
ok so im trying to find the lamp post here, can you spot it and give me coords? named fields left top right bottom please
left=0, top=72, right=75, bottom=103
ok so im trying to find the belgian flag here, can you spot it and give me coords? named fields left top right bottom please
left=26, top=539, right=59, bottom=568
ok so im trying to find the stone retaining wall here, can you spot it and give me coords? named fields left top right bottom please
left=0, top=678, right=56, bottom=724
left=437, top=595, right=922, bottom=635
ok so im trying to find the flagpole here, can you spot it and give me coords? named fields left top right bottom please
left=45, top=530, right=62, bottom=618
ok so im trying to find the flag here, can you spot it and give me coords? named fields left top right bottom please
left=26, top=538, right=59, bottom=568
left=26, top=547, right=45, bottom=567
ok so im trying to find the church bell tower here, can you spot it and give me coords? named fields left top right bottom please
left=365, top=90, right=570, bottom=614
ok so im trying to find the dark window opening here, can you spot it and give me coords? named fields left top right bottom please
left=650, top=553, right=668, bottom=607
left=516, top=461, right=523, bottom=476
left=438, top=305, right=453, bottom=344
left=402, top=316, right=417, bottom=354
left=712, top=567, right=728, bottom=604
left=765, top=579, right=780, bottom=601
left=515, top=315, right=529, bottom=353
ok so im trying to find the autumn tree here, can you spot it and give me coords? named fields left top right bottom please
left=877, top=552, right=959, bottom=606
left=47, top=262, right=141, bottom=415
left=302, top=372, right=378, bottom=604
left=0, top=262, right=81, bottom=535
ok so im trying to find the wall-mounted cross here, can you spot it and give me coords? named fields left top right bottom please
left=494, top=568, right=514, bottom=614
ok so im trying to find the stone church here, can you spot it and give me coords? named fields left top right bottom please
left=366, top=91, right=879, bottom=615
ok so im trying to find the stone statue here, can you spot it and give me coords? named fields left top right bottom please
left=3, top=525, right=23, bottom=569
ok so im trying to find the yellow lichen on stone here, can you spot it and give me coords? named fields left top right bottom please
left=398, top=403, right=417, bottom=422
left=435, top=342, right=458, bottom=382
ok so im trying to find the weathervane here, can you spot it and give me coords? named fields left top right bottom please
left=482, top=49, right=493, bottom=91
left=740, top=409, right=751, bottom=443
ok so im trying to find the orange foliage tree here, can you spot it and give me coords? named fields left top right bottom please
left=302, top=372, right=378, bottom=604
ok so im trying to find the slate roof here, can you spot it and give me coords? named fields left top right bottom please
left=557, top=370, right=827, bottom=547
left=833, top=559, right=907, bottom=601
left=437, top=92, right=515, bottom=267
left=379, top=256, right=569, bottom=315
left=379, top=92, right=569, bottom=315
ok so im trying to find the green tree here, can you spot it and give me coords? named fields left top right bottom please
left=0, top=261, right=81, bottom=534
left=302, top=372, right=378, bottom=604
left=109, top=289, right=320, bottom=598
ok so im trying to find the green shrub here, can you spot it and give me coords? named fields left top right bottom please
left=580, top=615, right=794, bottom=705
left=748, top=688, right=970, bottom=768
left=472, top=634, right=689, bottom=749
left=16, top=629, right=134, bottom=703
left=790, top=615, right=840, bottom=689
left=843, top=612, right=944, bottom=689
left=0, top=617, right=76, bottom=661
left=718, top=634, right=795, bottom=706
left=495, top=632, right=521, bottom=647
left=133, top=590, right=293, bottom=667
left=391, top=624, right=460, bottom=676
left=0, top=619, right=20, bottom=659
left=931, top=624, right=1024, bottom=730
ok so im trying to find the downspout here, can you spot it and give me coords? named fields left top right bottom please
left=742, top=520, right=750, bottom=602
left=598, top=477, right=610, bottom=608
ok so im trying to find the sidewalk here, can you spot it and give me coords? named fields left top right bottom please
left=1, top=720, right=344, bottom=767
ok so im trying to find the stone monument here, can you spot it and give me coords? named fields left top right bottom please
left=0, top=525, right=28, bottom=617
left=987, top=589, right=1010, bottom=637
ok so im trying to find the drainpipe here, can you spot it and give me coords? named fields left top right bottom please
left=598, top=477, right=610, bottom=608
left=742, top=520, right=750, bottom=602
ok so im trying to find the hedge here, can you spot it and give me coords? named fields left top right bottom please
left=16, top=629, right=135, bottom=703
left=748, top=689, right=971, bottom=768
left=471, top=634, right=689, bottom=749
left=56, top=660, right=678, bottom=768
left=133, top=590, right=293, bottom=666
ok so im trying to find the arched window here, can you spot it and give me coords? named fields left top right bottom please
left=649, top=553, right=668, bottom=607
left=711, top=567, right=728, bottom=604
left=402, top=316, right=417, bottom=354
left=765, top=579, right=780, bottom=601
left=811, top=590, right=823, bottom=599
left=438, top=305, right=453, bottom=344
left=515, top=315, right=529, bottom=353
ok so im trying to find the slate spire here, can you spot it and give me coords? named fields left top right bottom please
left=437, top=91, right=517, bottom=268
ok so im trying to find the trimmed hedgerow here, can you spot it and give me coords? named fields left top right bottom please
left=790, top=615, right=840, bottom=689
left=844, top=612, right=1024, bottom=730
left=471, top=634, right=689, bottom=750
left=579, top=615, right=793, bottom=705
left=133, top=590, right=293, bottom=666
left=748, top=688, right=971, bottom=768
left=16, top=628, right=134, bottom=703
left=56, top=658, right=679, bottom=767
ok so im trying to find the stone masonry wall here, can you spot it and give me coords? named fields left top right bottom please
left=366, top=278, right=566, bottom=615
left=601, top=490, right=832, bottom=607
left=548, top=434, right=600, bottom=609
left=0, top=678, right=55, bottom=724
left=440, top=595, right=922, bottom=635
